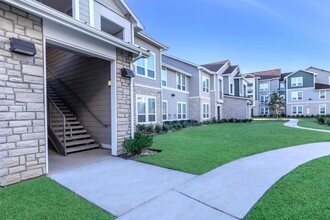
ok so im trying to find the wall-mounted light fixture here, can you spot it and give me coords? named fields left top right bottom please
left=171, top=94, right=175, bottom=97
left=108, top=79, right=111, bottom=87
left=121, top=68, right=135, bottom=78
left=10, top=38, right=36, bottom=56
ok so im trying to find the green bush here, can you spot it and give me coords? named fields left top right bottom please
left=136, top=124, right=147, bottom=133
left=155, top=124, right=162, bottom=133
left=182, top=122, right=188, bottom=128
left=176, top=123, right=183, bottom=129
left=317, top=116, right=326, bottom=124
left=123, top=132, right=153, bottom=155
left=146, top=124, right=154, bottom=133
left=162, top=124, right=170, bottom=132
left=327, top=119, right=330, bottom=126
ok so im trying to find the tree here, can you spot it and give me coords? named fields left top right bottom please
left=268, top=92, right=285, bottom=120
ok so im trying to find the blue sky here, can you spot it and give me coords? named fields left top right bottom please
left=126, top=0, right=330, bottom=73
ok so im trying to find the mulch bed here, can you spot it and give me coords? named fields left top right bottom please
left=120, top=149, right=161, bottom=160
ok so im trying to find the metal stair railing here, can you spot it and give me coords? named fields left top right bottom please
left=48, top=96, right=73, bottom=156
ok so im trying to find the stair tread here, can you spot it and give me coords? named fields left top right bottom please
left=66, top=138, right=95, bottom=147
left=67, top=144, right=99, bottom=153
left=60, top=134, right=91, bottom=141
left=52, top=125, right=84, bottom=131
left=55, top=130, right=88, bottom=136
left=52, top=121, right=80, bottom=126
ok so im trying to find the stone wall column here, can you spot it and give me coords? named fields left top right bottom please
left=0, top=3, right=45, bottom=186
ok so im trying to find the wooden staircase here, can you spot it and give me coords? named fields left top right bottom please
left=47, top=86, right=99, bottom=155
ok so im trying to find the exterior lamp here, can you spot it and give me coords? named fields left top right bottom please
left=10, top=38, right=36, bottom=56
left=108, top=79, right=111, bottom=87
left=121, top=68, right=135, bottom=78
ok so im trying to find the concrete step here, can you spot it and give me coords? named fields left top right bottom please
left=52, top=117, right=77, bottom=122
left=66, top=138, right=96, bottom=147
left=55, top=129, right=88, bottom=136
left=67, top=144, right=99, bottom=154
left=60, top=134, right=91, bottom=141
left=51, top=121, right=80, bottom=126
left=52, top=125, right=84, bottom=131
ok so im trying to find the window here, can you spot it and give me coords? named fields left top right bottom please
left=177, top=102, right=187, bottom=119
left=176, top=73, right=186, bottom=91
left=260, top=83, right=269, bottom=92
left=292, top=105, right=303, bottom=115
left=161, top=68, right=167, bottom=87
left=137, top=96, right=156, bottom=123
left=280, top=82, right=285, bottom=91
left=260, top=107, right=269, bottom=115
left=291, top=77, right=303, bottom=87
left=260, top=95, right=269, bottom=103
left=219, top=79, right=223, bottom=98
left=319, top=90, right=326, bottom=99
left=319, top=105, right=326, bottom=115
left=230, top=84, right=233, bottom=94
left=203, top=104, right=210, bottom=119
left=135, top=52, right=155, bottom=78
left=280, top=95, right=286, bottom=102
left=247, top=83, right=253, bottom=94
left=291, top=91, right=303, bottom=101
left=162, top=101, right=168, bottom=121
left=202, top=76, right=210, bottom=93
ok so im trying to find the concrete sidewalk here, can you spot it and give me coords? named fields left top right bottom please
left=50, top=142, right=330, bottom=219
left=284, top=119, right=330, bottom=133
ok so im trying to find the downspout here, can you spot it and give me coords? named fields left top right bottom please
left=130, top=52, right=143, bottom=138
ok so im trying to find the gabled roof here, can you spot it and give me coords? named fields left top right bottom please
left=247, top=69, right=281, bottom=80
left=162, top=54, right=200, bottom=68
left=136, top=32, right=169, bottom=50
left=201, top=60, right=229, bottom=72
left=284, top=69, right=317, bottom=79
left=280, top=72, right=292, bottom=81
left=223, top=65, right=238, bottom=75
left=115, top=0, right=144, bottom=30
left=315, top=83, right=330, bottom=90
left=306, top=67, right=330, bottom=74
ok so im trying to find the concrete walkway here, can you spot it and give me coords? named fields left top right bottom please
left=50, top=142, right=330, bottom=220
left=284, top=119, right=330, bottom=133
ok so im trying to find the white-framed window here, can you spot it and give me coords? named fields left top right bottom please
left=260, top=107, right=269, bottom=115
left=319, top=105, right=326, bottom=115
left=176, top=73, right=186, bottom=91
left=319, top=90, right=326, bottom=99
left=260, top=95, right=269, bottom=103
left=135, top=52, right=156, bottom=79
left=291, top=91, right=303, bottom=101
left=162, top=100, right=168, bottom=121
left=292, top=105, right=303, bottom=115
left=260, top=82, right=269, bottom=92
left=291, top=77, right=303, bottom=87
left=202, top=76, right=210, bottom=93
left=177, top=102, right=187, bottom=119
left=137, top=96, right=156, bottom=123
left=280, top=82, right=285, bottom=91
left=247, top=83, right=254, bottom=94
left=161, top=68, right=167, bottom=87
left=203, top=103, right=210, bottom=119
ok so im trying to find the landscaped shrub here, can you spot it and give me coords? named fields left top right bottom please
left=136, top=124, right=147, bottom=133
left=123, top=132, right=153, bottom=155
left=162, top=124, right=170, bottom=132
left=221, top=119, right=227, bottom=123
left=176, top=123, right=183, bottom=129
left=182, top=122, right=188, bottom=128
left=146, top=124, right=154, bottom=133
left=317, top=116, right=326, bottom=124
left=327, top=119, right=330, bottom=126
left=155, top=124, right=162, bottom=133
left=228, top=118, right=234, bottom=123
left=212, top=118, right=217, bottom=124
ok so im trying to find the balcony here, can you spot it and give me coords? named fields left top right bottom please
left=37, top=0, right=73, bottom=17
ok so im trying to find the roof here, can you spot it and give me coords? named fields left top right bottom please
left=306, top=67, right=330, bottom=74
left=223, top=65, right=238, bottom=75
left=136, top=32, right=169, bottom=50
left=315, top=83, right=330, bottom=90
left=201, top=60, right=229, bottom=72
left=115, top=0, right=144, bottom=30
left=280, top=72, right=292, bottom=81
left=247, top=69, right=281, bottom=80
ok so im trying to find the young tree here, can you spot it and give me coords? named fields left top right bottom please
left=268, top=92, right=285, bottom=120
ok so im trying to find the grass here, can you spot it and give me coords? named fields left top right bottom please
left=0, top=177, right=115, bottom=220
left=298, top=117, right=330, bottom=130
left=138, top=120, right=330, bottom=175
left=245, top=156, right=330, bottom=219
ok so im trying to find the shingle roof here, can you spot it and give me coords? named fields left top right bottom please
left=246, top=69, right=281, bottom=80
left=223, top=65, right=238, bottom=75
left=201, top=60, right=228, bottom=72
left=280, top=72, right=292, bottom=81
left=315, top=83, right=330, bottom=90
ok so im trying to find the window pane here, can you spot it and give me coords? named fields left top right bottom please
left=137, top=66, right=145, bottom=76
left=161, top=68, right=167, bottom=86
left=178, top=103, right=182, bottom=114
left=148, top=54, right=155, bottom=70
left=182, top=104, right=186, bottom=114
left=182, top=76, right=186, bottom=88
left=148, top=99, right=155, bottom=114
left=138, top=115, right=146, bottom=123
left=148, top=70, right=155, bottom=78
left=137, top=98, right=146, bottom=114
left=148, top=115, right=156, bottom=122
left=136, top=58, right=145, bottom=67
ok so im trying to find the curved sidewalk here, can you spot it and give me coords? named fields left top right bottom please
left=284, top=119, right=330, bottom=133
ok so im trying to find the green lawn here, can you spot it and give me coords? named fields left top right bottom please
left=298, top=117, right=330, bottom=130
left=0, top=177, right=115, bottom=220
left=138, top=120, right=330, bottom=175
left=245, top=156, right=330, bottom=220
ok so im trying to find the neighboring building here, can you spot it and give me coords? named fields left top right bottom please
left=285, top=67, right=330, bottom=116
left=246, top=69, right=282, bottom=116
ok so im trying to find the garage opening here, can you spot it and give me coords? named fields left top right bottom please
left=45, top=44, right=112, bottom=172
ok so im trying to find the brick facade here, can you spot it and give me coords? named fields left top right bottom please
left=223, top=96, right=250, bottom=120
left=116, top=48, right=133, bottom=154
left=0, top=3, right=45, bottom=186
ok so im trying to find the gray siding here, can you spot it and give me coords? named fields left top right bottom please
left=46, top=47, right=111, bottom=145
left=163, top=90, right=190, bottom=121
left=307, top=67, right=330, bottom=84
left=234, top=79, right=239, bottom=96
left=80, top=0, right=90, bottom=25
left=134, top=36, right=162, bottom=89
left=288, top=71, right=314, bottom=89
left=96, top=0, right=125, bottom=17
left=166, top=68, right=190, bottom=91
left=201, top=71, right=211, bottom=98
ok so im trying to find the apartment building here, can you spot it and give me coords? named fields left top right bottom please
left=285, top=67, right=330, bottom=116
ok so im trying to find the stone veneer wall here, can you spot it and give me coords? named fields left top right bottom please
left=223, top=96, right=250, bottom=120
left=210, top=91, right=216, bottom=119
left=189, top=97, right=201, bottom=121
left=134, top=86, right=162, bottom=125
left=0, top=3, right=45, bottom=186
left=116, top=48, right=133, bottom=154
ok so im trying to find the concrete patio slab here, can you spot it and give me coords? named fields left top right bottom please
left=176, top=142, right=330, bottom=219
left=118, top=190, right=236, bottom=220
left=49, top=157, right=196, bottom=217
